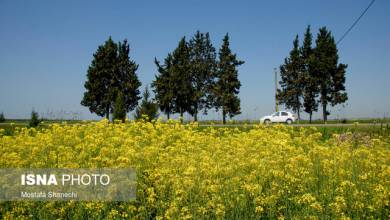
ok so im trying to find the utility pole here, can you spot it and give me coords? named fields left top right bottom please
left=274, top=68, right=279, bottom=112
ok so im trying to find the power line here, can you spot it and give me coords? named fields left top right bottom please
left=337, top=0, right=376, bottom=45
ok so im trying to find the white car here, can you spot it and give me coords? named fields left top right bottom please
left=260, top=111, right=296, bottom=124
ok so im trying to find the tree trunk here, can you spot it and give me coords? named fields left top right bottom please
left=297, top=109, right=301, bottom=121
left=296, top=95, right=301, bottom=121
left=194, top=108, right=198, bottom=122
left=322, top=104, right=327, bottom=122
left=105, top=106, right=110, bottom=120
left=222, top=108, right=226, bottom=124
left=180, top=109, right=184, bottom=124
left=309, top=112, right=312, bottom=124
left=167, top=111, right=170, bottom=120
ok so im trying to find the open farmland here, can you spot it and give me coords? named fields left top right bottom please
left=1, top=120, right=389, bottom=219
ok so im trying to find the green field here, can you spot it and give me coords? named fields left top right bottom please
left=1, top=119, right=389, bottom=141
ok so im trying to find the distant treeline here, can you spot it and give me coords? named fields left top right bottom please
left=81, top=31, right=243, bottom=124
left=80, top=26, right=347, bottom=123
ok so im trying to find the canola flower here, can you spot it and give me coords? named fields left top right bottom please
left=0, top=119, right=389, bottom=219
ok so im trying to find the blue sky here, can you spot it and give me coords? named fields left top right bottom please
left=0, top=0, right=389, bottom=120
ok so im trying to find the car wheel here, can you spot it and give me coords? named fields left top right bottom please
left=264, top=119, right=271, bottom=125
left=286, top=119, right=292, bottom=124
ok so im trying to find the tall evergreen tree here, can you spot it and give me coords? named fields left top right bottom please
left=188, top=31, right=217, bottom=121
left=116, top=40, right=142, bottom=114
left=152, top=54, right=174, bottom=119
left=81, top=37, right=141, bottom=120
left=170, top=37, right=193, bottom=122
left=214, top=33, right=244, bottom=124
left=301, top=25, right=319, bottom=123
left=81, top=37, right=118, bottom=119
left=277, top=35, right=305, bottom=119
left=311, top=27, right=348, bottom=122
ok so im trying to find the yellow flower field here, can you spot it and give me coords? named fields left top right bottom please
left=0, top=120, right=389, bottom=219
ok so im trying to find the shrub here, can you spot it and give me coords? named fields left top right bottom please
left=29, top=110, right=41, bottom=127
left=0, top=112, right=5, bottom=123
left=134, top=87, right=159, bottom=121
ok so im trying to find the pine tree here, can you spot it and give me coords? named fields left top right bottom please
left=311, top=27, right=348, bottom=122
left=277, top=35, right=305, bottom=120
left=116, top=40, right=142, bottom=114
left=134, top=86, right=159, bottom=121
left=81, top=37, right=141, bottom=120
left=81, top=37, right=118, bottom=119
left=188, top=31, right=217, bottom=121
left=214, top=33, right=244, bottom=124
left=301, top=25, right=319, bottom=123
left=170, top=37, right=193, bottom=123
left=152, top=54, right=174, bottom=119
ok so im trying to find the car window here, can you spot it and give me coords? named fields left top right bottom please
left=281, top=112, right=288, bottom=116
left=272, top=112, right=279, bottom=117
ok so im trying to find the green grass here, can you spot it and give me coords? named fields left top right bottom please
left=195, top=118, right=390, bottom=125
left=0, top=119, right=89, bottom=136
left=1, top=119, right=85, bottom=124
left=313, top=124, right=390, bottom=140
left=2, top=119, right=389, bottom=142
left=295, top=118, right=390, bottom=124
left=2, top=117, right=389, bottom=125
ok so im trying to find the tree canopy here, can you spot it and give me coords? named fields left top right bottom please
left=152, top=54, right=174, bottom=119
left=153, top=32, right=244, bottom=123
left=81, top=37, right=141, bottom=120
left=278, top=26, right=348, bottom=122
left=301, top=25, right=319, bottom=123
left=214, top=33, right=244, bottom=124
left=311, top=27, right=348, bottom=121
left=188, top=31, right=217, bottom=121
left=277, top=35, right=305, bottom=120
